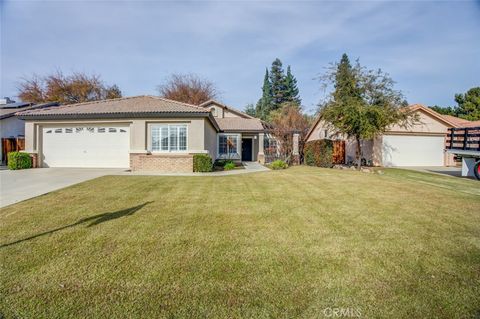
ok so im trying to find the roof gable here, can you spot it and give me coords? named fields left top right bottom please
left=305, top=104, right=459, bottom=141
left=199, top=100, right=255, bottom=119
left=407, top=104, right=458, bottom=127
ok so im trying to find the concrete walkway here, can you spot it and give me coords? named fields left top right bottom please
left=0, top=168, right=124, bottom=208
left=116, top=161, right=270, bottom=176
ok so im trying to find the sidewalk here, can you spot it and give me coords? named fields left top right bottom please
left=116, top=161, right=270, bottom=176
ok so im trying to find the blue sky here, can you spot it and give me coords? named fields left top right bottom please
left=1, top=1, right=479, bottom=113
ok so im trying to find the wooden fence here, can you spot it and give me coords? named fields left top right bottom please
left=332, top=140, right=346, bottom=164
left=1, top=137, right=25, bottom=164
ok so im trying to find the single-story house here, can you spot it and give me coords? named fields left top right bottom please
left=1, top=99, right=59, bottom=163
left=306, top=104, right=468, bottom=167
left=17, top=96, right=268, bottom=172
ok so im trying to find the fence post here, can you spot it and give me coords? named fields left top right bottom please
left=257, top=133, right=265, bottom=164
left=463, top=128, right=468, bottom=150
left=292, top=133, right=300, bottom=165
left=449, top=128, right=454, bottom=149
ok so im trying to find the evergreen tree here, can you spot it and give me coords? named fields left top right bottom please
left=455, top=87, right=480, bottom=120
left=430, top=105, right=457, bottom=116
left=333, top=53, right=363, bottom=104
left=269, top=58, right=287, bottom=111
left=284, top=65, right=301, bottom=105
left=244, top=103, right=256, bottom=117
left=255, top=68, right=272, bottom=120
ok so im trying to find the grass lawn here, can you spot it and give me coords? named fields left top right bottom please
left=1, top=166, right=479, bottom=318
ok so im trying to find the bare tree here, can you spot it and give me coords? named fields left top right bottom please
left=157, top=73, right=219, bottom=105
left=269, top=102, right=312, bottom=163
left=17, top=71, right=122, bottom=104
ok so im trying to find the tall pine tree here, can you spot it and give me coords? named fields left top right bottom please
left=269, top=58, right=287, bottom=111
left=256, top=59, right=302, bottom=120
left=333, top=53, right=363, bottom=104
left=255, top=68, right=272, bottom=120
left=284, top=65, right=301, bottom=105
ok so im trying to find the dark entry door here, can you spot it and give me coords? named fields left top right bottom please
left=241, top=138, right=252, bottom=161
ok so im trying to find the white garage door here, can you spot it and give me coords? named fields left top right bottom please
left=42, top=125, right=130, bottom=168
left=382, top=135, right=445, bottom=167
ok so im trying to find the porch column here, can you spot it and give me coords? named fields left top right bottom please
left=24, top=122, right=39, bottom=168
left=292, top=133, right=300, bottom=165
left=257, top=133, right=265, bottom=164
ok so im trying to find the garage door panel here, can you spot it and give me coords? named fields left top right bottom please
left=42, top=125, right=130, bottom=168
left=382, top=135, right=444, bottom=167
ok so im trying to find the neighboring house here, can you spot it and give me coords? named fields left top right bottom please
left=17, top=96, right=268, bottom=172
left=0, top=99, right=59, bottom=163
left=306, top=104, right=468, bottom=167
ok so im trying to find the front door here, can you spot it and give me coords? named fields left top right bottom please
left=241, top=138, right=252, bottom=161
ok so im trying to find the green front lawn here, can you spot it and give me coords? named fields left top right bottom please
left=1, top=167, right=479, bottom=318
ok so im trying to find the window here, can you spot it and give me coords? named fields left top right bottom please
left=120, top=129, right=127, bottom=133
left=87, top=127, right=94, bottom=133
left=76, top=127, right=84, bottom=133
left=108, top=128, right=117, bottom=133
left=98, top=128, right=106, bottom=133
left=151, top=124, right=187, bottom=152
left=210, top=107, right=217, bottom=117
left=65, top=128, right=73, bottom=133
left=54, top=128, right=62, bottom=133
left=324, top=129, right=329, bottom=139
left=46, top=130, right=52, bottom=134
left=218, top=134, right=240, bottom=157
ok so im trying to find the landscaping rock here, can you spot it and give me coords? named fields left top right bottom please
left=361, top=168, right=372, bottom=173
left=376, top=170, right=384, bottom=175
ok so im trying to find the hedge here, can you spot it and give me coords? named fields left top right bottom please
left=193, top=154, right=213, bottom=172
left=303, top=139, right=334, bottom=168
left=7, top=152, right=32, bottom=170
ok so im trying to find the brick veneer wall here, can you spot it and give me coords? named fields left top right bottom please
left=29, top=153, right=38, bottom=168
left=130, top=153, right=193, bottom=172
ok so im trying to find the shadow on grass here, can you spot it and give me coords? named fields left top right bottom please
left=0, top=201, right=152, bottom=248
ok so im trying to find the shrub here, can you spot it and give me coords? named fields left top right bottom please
left=215, top=159, right=234, bottom=167
left=304, top=148, right=315, bottom=166
left=7, top=152, right=32, bottom=170
left=224, top=162, right=236, bottom=170
left=303, top=139, right=334, bottom=168
left=193, top=154, right=213, bottom=172
left=270, top=159, right=288, bottom=170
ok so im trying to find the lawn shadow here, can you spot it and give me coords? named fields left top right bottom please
left=0, top=201, right=152, bottom=248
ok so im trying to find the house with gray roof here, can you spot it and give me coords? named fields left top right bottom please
left=1, top=99, right=59, bottom=163
left=17, top=96, right=268, bottom=172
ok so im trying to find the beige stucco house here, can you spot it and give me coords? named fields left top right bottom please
left=306, top=104, right=461, bottom=167
left=18, top=96, right=267, bottom=172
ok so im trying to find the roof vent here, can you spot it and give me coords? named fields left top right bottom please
left=0, top=97, right=15, bottom=105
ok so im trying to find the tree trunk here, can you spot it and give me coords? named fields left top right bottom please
left=355, top=136, right=362, bottom=170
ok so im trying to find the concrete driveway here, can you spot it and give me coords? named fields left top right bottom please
left=398, top=166, right=463, bottom=178
left=0, top=168, right=124, bottom=208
